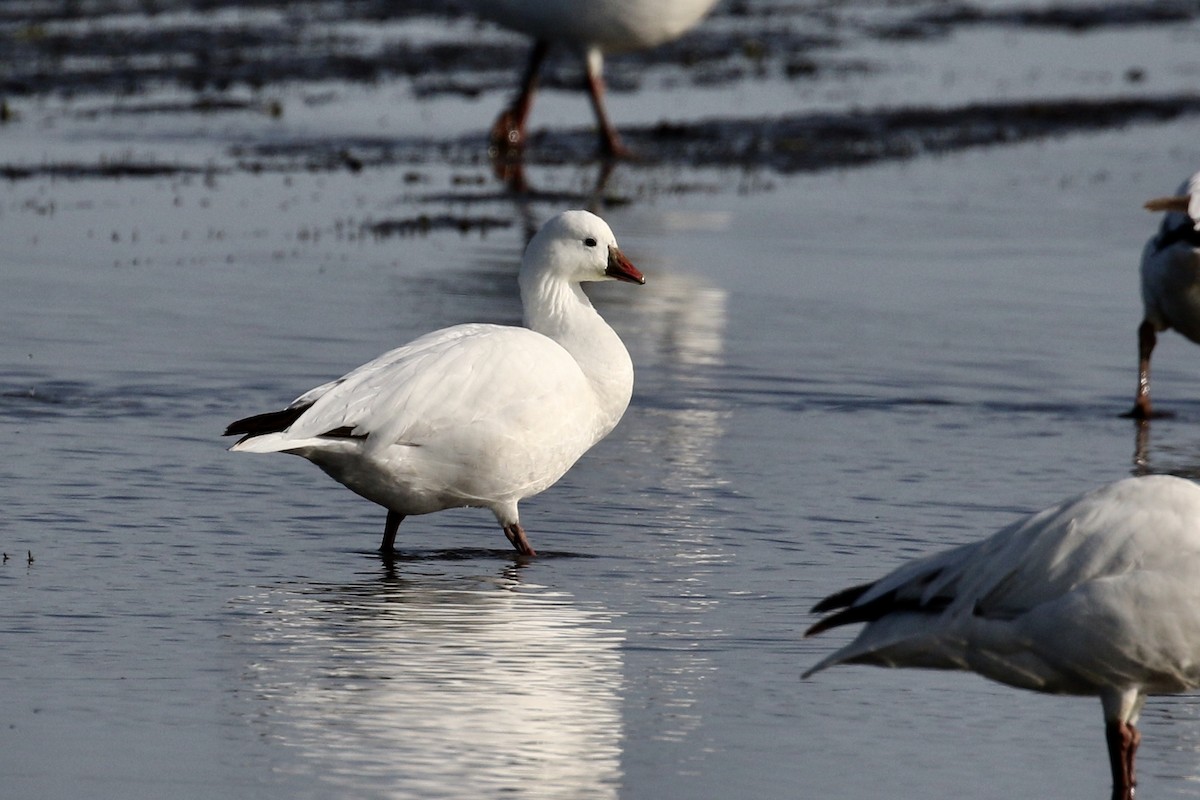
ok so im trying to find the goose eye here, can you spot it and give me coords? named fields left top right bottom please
left=584, top=237, right=598, bottom=247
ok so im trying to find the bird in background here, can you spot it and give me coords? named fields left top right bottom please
left=475, top=0, right=720, bottom=157
left=225, top=210, right=645, bottom=557
left=804, top=474, right=1200, bottom=800
left=1127, top=169, right=1200, bottom=419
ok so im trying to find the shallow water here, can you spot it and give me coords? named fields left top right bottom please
left=5, top=2, right=1200, bottom=799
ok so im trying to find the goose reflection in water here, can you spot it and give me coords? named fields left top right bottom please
left=619, top=229, right=732, bottom=529
left=593, top=259, right=733, bottom=755
left=1130, top=419, right=1200, bottom=481
left=230, top=568, right=624, bottom=799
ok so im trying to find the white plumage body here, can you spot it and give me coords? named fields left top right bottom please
left=227, top=210, right=644, bottom=554
left=1140, top=182, right=1200, bottom=344
left=475, top=0, right=720, bottom=156
left=1129, top=169, right=1200, bottom=417
left=806, top=475, right=1200, bottom=798
left=807, top=476, right=1200, bottom=696
left=479, top=0, right=719, bottom=53
left=235, top=324, right=617, bottom=517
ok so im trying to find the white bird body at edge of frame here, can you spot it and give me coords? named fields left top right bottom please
left=473, top=0, right=720, bottom=156
left=1129, top=169, right=1200, bottom=418
left=225, top=210, right=645, bottom=556
left=806, top=474, right=1200, bottom=800
left=1140, top=170, right=1200, bottom=344
left=477, top=0, right=720, bottom=53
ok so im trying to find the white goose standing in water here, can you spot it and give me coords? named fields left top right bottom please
left=225, top=211, right=644, bottom=556
left=805, top=475, right=1200, bottom=800
left=476, top=0, right=720, bottom=157
left=1128, top=169, right=1200, bottom=418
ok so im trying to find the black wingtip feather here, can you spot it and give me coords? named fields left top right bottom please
left=224, top=403, right=367, bottom=444
left=224, top=404, right=313, bottom=438
left=805, top=602, right=888, bottom=637
left=810, top=581, right=876, bottom=614
left=806, top=589, right=954, bottom=638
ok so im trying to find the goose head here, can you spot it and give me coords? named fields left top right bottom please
left=520, top=210, right=646, bottom=288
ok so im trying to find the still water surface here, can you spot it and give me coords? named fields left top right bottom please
left=5, top=5, right=1200, bottom=800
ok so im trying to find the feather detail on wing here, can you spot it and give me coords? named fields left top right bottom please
left=262, top=323, right=589, bottom=454
left=804, top=478, right=1200, bottom=679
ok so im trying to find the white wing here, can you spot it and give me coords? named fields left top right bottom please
left=282, top=323, right=595, bottom=453
left=807, top=476, right=1200, bottom=691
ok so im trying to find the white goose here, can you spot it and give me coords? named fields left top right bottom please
left=476, top=0, right=720, bottom=157
left=1128, top=169, right=1200, bottom=418
left=225, top=210, right=644, bottom=556
left=805, top=475, right=1200, bottom=800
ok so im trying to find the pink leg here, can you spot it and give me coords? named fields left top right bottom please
left=492, top=41, right=549, bottom=150
left=584, top=52, right=632, bottom=158
left=1105, top=720, right=1139, bottom=800
left=1126, top=725, right=1141, bottom=792
left=380, top=510, right=404, bottom=553
left=1126, top=320, right=1157, bottom=419
left=502, top=522, right=537, bottom=557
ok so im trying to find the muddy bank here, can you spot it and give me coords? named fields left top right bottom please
left=2, top=0, right=1197, bottom=190
left=7, top=93, right=1196, bottom=183
left=624, top=94, right=1200, bottom=174
left=238, top=94, right=1200, bottom=176
left=907, top=0, right=1200, bottom=34
left=4, top=1, right=1193, bottom=101
left=1, top=1, right=817, bottom=100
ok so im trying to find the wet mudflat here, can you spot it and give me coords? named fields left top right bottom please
left=3, top=2, right=1200, bottom=799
